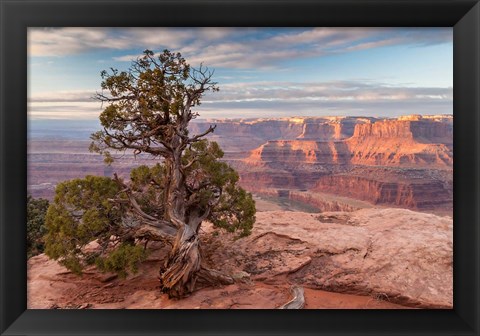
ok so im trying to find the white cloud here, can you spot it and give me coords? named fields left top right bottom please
left=28, top=28, right=128, bottom=57
left=29, top=27, right=452, bottom=70
left=28, top=80, right=452, bottom=120
left=28, top=101, right=101, bottom=120
left=29, top=90, right=96, bottom=103
left=28, top=27, right=194, bottom=57
left=201, top=80, right=453, bottom=104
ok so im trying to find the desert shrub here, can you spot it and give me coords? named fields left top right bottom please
left=27, top=195, right=49, bottom=258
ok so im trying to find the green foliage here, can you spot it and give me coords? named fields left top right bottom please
left=95, top=243, right=147, bottom=278
left=209, top=184, right=256, bottom=238
left=130, top=163, right=165, bottom=189
left=44, top=176, right=124, bottom=274
left=27, top=195, right=49, bottom=258
left=183, top=140, right=256, bottom=237
left=89, top=49, right=218, bottom=164
left=129, top=163, right=166, bottom=217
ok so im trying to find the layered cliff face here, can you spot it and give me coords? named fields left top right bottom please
left=351, top=119, right=452, bottom=142
left=246, top=140, right=352, bottom=165
left=28, top=115, right=453, bottom=213
left=239, top=115, right=453, bottom=212
left=244, top=137, right=452, bottom=169
left=313, top=173, right=452, bottom=210
left=244, top=117, right=453, bottom=168
left=347, top=139, right=453, bottom=167
left=296, top=117, right=375, bottom=140
left=189, top=116, right=377, bottom=153
left=346, top=119, right=453, bottom=167
left=189, top=118, right=305, bottom=152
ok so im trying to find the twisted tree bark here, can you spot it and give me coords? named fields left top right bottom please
left=159, top=229, right=202, bottom=297
left=278, top=286, right=305, bottom=309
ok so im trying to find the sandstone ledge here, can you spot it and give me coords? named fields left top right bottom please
left=208, top=208, right=452, bottom=308
left=28, top=208, right=452, bottom=309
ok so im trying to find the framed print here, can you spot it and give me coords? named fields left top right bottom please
left=1, top=0, right=479, bottom=335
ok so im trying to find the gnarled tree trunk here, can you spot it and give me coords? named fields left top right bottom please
left=159, top=226, right=202, bottom=298
left=158, top=144, right=221, bottom=298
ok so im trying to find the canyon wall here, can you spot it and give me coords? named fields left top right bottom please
left=28, top=115, right=453, bottom=213
left=190, top=116, right=379, bottom=153
left=347, top=118, right=453, bottom=167
left=246, top=140, right=352, bottom=165
left=296, top=117, right=375, bottom=140
left=239, top=115, right=453, bottom=212
left=351, top=119, right=452, bottom=143
left=189, top=118, right=305, bottom=152
left=313, top=174, right=452, bottom=210
left=244, top=117, right=453, bottom=168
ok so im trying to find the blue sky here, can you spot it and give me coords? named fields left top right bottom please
left=28, top=27, right=452, bottom=121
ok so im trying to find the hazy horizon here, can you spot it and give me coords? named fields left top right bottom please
left=28, top=113, right=453, bottom=140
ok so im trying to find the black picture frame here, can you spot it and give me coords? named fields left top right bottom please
left=1, top=0, right=479, bottom=335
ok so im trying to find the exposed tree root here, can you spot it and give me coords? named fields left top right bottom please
left=278, top=286, right=305, bottom=309
left=197, top=267, right=234, bottom=287
left=159, top=235, right=201, bottom=298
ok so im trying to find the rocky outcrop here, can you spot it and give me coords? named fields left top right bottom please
left=244, top=117, right=453, bottom=168
left=314, top=173, right=452, bottom=210
left=296, top=117, right=374, bottom=140
left=27, top=208, right=452, bottom=309
left=351, top=119, right=452, bottom=143
left=246, top=140, right=352, bottom=165
left=347, top=119, right=453, bottom=167
left=213, top=209, right=453, bottom=308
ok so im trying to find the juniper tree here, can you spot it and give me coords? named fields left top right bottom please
left=44, top=50, right=255, bottom=298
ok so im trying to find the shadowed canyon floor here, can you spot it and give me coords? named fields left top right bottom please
left=28, top=201, right=452, bottom=309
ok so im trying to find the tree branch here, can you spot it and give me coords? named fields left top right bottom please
left=188, top=124, right=216, bottom=143
left=94, top=92, right=136, bottom=102
left=111, top=174, right=177, bottom=236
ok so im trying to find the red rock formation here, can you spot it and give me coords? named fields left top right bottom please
left=297, top=117, right=373, bottom=140
left=202, top=208, right=453, bottom=308
left=189, top=118, right=305, bottom=152
left=313, top=174, right=452, bottom=210
left=351, top=117, right=452, bottom=141
left=245, top=118, right=453, bottom=168
left=239, top=116, right=453, bottom=212
left=245, top=140, right=351, bottom=165
left=28, top=116, right=454, bottom=212
left=346, top=119, right=453, bottom=167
